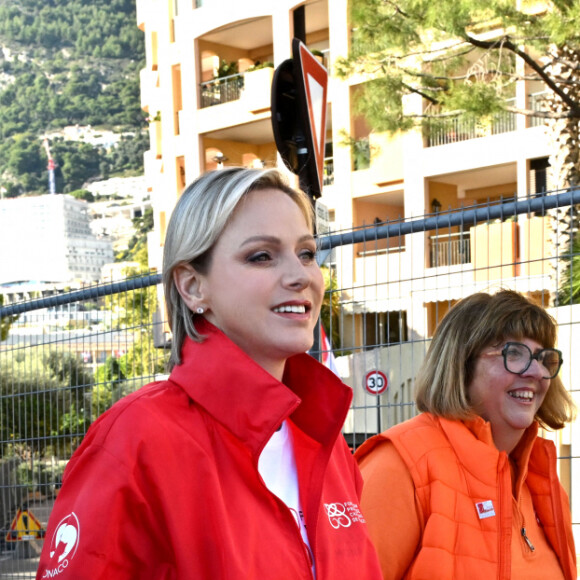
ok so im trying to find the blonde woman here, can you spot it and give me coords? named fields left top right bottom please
left=37, top=168, right=382, bottom=580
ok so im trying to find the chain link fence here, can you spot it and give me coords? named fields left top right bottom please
left=1, top=189, right=579, bottom=577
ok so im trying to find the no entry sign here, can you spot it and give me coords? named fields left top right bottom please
left=364, top=370, right=388, bottom=395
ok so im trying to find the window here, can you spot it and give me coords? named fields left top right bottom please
left=363, top=311, right=408, bottom=348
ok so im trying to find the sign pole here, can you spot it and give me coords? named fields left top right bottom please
left=271, top=39, right=329, bottom=361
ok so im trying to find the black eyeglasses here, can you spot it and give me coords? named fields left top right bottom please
left=483, top=341, right=563, bottom=379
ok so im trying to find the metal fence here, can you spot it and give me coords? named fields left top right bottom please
left=1, top=189, right=580, bottom=577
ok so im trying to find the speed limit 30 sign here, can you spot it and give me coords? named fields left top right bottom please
left=364, top=370, right=388, bottom=395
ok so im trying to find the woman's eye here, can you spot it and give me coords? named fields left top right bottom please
left=248, top=252, right=271, bottom=263
left=505, top=346, right=524, bottom=360
left=300, top=249, right=316, bottom=262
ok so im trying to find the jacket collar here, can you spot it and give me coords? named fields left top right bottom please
left=437, top=415, right=539, bottom=476
left=168, top=319, right=352, bottom=457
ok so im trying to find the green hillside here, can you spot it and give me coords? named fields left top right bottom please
left=0, top=0, right=147, bottom=195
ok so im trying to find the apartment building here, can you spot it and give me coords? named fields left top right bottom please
left=140, top=0, right=570, bottom=428
left=134, top=3, right=578, bottom=546
left=136, top=0, right=554, bottom=336
left=0, top=194, right=114, bottom=290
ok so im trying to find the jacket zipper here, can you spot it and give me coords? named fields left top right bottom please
left=255, top=469, right=315, bottom=579
left=510, top=454, right=535, bottom=555
left=521, top=526, right=535, bottom=551
left=498, top=454, right=511, bottom=579
left=513, top=496, right=535, bottom=553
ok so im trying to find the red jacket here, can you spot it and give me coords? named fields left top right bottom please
left=356, top=413, right=577, bottom=579
left=37, top=321, right=382, bottom=580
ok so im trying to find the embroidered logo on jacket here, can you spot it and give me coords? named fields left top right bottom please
left=324, top=502, right=366, bottom=529
left=41, top=512, right=80, bottom=578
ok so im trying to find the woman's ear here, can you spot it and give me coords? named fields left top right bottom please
left=173, top=263, right=206, bottom=312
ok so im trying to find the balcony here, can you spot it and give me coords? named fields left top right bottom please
left=429, top=232, right=471, bottom=267
left=200, top=73, right=244, bottom=108
left=426, top=113, right=517, bottom=147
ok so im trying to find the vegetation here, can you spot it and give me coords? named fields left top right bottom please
left=557, top=233, right=580, bottom=305
left=337, top=0, right=580, bottom=187
left=320, top=266, right=341, bottom=350
left=91, top=264, right=167, bottom=421
left=0, top=130, right=148, bottom=195
left=0, top=59, right=145, bottom=138
left=245, top=61, right=274, bottom=73
left=0, top=294, right=17, bottom=341
left=0, top=0, right=142, bottom=59
left=0, top=349, right=93, bottom=458
left=116, top=208, right=154, bottom=265
left=0, top=0, right=146, bottom=194
left=338, top=0, right=580, bottom=303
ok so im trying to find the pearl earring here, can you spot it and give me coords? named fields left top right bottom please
left=196, top=307, right=204, bottom=314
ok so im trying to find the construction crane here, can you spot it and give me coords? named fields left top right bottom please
left=42, top=137, right=56, bottom=195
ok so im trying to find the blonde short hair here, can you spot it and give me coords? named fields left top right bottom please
left=162, top=167, right=314, bottom=370
left=415, top=290, right=576, bottom=430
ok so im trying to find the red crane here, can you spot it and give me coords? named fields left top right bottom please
left=42, top=137, right=56, bottom=195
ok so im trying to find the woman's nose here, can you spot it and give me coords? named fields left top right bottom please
left=523, top=356, right=546, bottom=379
left=283, top=257, right=310, bottom=289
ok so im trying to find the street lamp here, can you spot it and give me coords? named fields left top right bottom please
left=212, top=153, right=228, bottom=170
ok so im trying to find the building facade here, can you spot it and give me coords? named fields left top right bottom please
left=136, top=0, right=554, bottom=332
left=0, top=194, right=114, bottom=289
left=135, top=3, right=580, bottom=546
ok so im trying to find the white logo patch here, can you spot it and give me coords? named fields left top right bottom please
left=42, top=512, right=80, bottom=578
left=324, top=501, right=366, bottom=529
left=475, top=500, right=496, bottom=519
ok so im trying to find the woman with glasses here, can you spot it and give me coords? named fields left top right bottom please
left=356, top=290, right=577, bottom=580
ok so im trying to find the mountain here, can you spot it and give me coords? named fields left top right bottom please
left=0, top=0, right=147, bottom=196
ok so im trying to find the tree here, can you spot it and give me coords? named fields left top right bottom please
left=116, top=208, right=154, bottom=266
left=0, top=349, right=93, bottom=457
left=557, top=230, right=580, bottom=305
left=92, top=261, right=167, bottom=418
left=92, top=355, right=129, bottom=416
left=337, top=0, right=580, bottom=188
left=69, top=188, right=95, bottom=202
left=337, top=0, right=580, bottom=301
left=0, top=295, right=18, bottom=342
left=320, top=266, right=342, bottom=351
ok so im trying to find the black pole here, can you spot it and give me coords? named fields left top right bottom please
left=293, top=6, right=306, bottom=43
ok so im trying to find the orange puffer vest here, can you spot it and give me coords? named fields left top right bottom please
left=356, top=413, right=577, bottom=580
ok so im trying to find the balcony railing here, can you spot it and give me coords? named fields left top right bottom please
left=429, top=232, right=471, bottom=267
left=530, top=91, right=549, bottom=128
left=200, top=73, right=244, bottom=108
left=426, top=100, right=517, bottom=147
left=491, top=101, right=517, bottom=135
